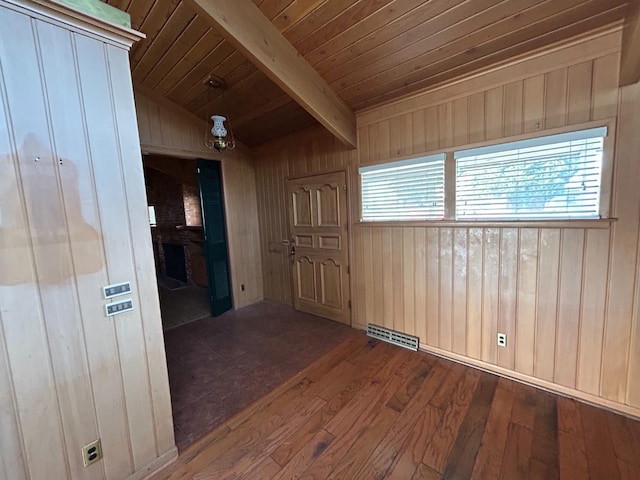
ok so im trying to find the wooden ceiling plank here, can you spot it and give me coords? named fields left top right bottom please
left=303, top=0, right=425, bottom=66
left=620, top=0, right=640, bottom=86
left=271, top=0, right=326, bottom=32
left=258, top=0, right=296, bottom=21
left=353, top=9, right=625, bottom=110
left=231, top=94, right=291, bottom=128
left=235, top=101, right=317, bottom=146
left=332, top=0, right=544, bottom=93
left=185, top=0, right=357, bottom=148
left=129, top=0, right=179, bottom=68
left=153, top=29, right=223, bottom=94
left=142, top=17, right=210, bottom=87
left=166, top=43, right=239, bottom=105
left=318, top=0, right=498, bottom=85
left=293, top=0, right=391, bottom=57
left=106, top=0, right=131, bottom=14
left=192, top=70, right=279, bottom=119
left=124, top=0, right=154, bottom=30
left=182, top=56, right=259, bottom=113
left=340, top=0, right=619, bottom=105
left=132, top=2, right=196, bottom=82
left=283, top=0, right=360, bottom=47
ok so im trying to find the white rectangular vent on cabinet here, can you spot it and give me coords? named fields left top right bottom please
left=366, top=324, right=419, bottom=351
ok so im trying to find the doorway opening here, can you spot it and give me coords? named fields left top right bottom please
left=143, top=154, right=232, bottom=330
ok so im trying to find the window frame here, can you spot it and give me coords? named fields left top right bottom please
left=356, top=118, right=616, bottom=228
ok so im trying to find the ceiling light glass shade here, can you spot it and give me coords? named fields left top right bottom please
left=211, top=115, right=228, bottom=138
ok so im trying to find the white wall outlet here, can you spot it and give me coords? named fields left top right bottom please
left=497, top=333, right=507, bottom=347
left=82, top=439, right=102, bottom=467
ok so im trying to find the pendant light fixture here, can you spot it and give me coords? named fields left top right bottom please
left=203, top=76, right=235, bottom=153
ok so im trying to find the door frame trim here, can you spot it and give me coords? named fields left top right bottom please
left=285, top=168, right=353, bottom=326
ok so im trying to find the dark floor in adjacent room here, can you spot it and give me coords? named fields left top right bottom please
left=158, top=284, right=210, bottom=331
left=163, top=301, right=358, bottom=450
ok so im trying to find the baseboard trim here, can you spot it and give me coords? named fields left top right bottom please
left=130, top=446, right=178, bottom=480
left=419, top=343, right=640, bottom=421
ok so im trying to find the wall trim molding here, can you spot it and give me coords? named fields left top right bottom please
left=132, top=446, right=178, bottom=480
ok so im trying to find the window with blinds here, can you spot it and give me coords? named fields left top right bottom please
left=359, top=153, right=446, bottom=221
left=455, top=127, right=607, bottom=220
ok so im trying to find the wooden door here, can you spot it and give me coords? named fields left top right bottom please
left=197, top=159, right=233, bottom=316
left=287, top=171, right=350, bottom=324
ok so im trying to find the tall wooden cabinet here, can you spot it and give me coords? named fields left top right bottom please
left=0, top=1, right=176, bottom=479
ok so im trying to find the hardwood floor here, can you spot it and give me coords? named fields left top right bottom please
left=155, top=333, right=640, bottom=479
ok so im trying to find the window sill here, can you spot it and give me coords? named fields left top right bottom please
left=355, top=218, right=616, bottom=229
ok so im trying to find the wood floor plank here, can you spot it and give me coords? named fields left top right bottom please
left=156, top=335, right=640, bottom=480
left=607, top=410, right=640, bottom=466
left=372, top=406, right=443, bottom=480
left=556, top=396, right=584, bottom=437
left=619, top=460, right=640, bottom=480
left=530, top=390, right=559, bottom=479
left=500, top=423, right=534, bottom=480
left=195, top=396, right=327, bottom=479
left=357, top=363, right=451, bottom=479
left=411, top=462, right=441, bottom=480
left=423, top=369, right=481, bottom=472
left=271, top=428, right=335, bottom=480
left=325, top=406, right=398, bottom=479
left=441, top=373, right=498, bottom=479
left=581, top=403, right=622, bottom=480
left=511, top=383, right=538, bottom=429
left=300, top=353, right=420, bottom=478
left=471, top=386, right=516, bottom=479
left=558, top=431, right=589, bottom=480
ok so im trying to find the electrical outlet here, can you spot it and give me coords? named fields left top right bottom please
left=241, top=284, right=245, bottom=291
left=82, top=439, right=102, bottom=467
left=497, top=333, right=507, bottom=347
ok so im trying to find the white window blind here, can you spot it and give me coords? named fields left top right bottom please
left=360, top=154, right=446, bottom=221
left=455, top=127, right=606, bottom=220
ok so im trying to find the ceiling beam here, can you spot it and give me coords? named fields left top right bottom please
left=620, top=0, right=640, bottom=86
left=184, top=0, right=357, bottom=148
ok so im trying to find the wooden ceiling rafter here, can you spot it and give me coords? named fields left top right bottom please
left=185, top=0, right=357, bottom=148
left=620, top=0, right=640, bottom=86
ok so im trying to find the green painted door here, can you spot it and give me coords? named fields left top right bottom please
left=197, top=159, right=232, bottom=316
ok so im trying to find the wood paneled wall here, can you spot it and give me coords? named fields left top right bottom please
left=0, top=3, right=174, bottom=479
left=134, top=90, right=263, bottom=309
left=254, top=129, right=357, bottom=304
left=253, top=30, right=640, bottom=416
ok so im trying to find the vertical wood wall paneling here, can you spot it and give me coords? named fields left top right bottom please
left=515, top=229, right=539, bottom=376
left=252, top=45, right=640, bottom=415
left=107, top=45, right=176, bottom=457
left=554, top=229, right=585, bottom=388
left=609, top=81, right=640, bottom=405
left=36, top=20, right=107, bottom=480
left=0, top=8, right=72, bottom=480
left=134, top=90, right=263, bottom=309
left=75, top=34, right=157, bottom=471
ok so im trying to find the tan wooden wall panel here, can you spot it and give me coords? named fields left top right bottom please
left=252, top=40, right=640, bottom=417
left=134, top=90, right=263, bottom=309
left=0, top=4, right=177, bottom=479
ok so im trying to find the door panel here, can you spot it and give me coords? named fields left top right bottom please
left=287, top=171, right=350, bottom=325
left=197, top=159, right=233, bottom=316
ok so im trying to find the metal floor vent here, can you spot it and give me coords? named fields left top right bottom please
left=366, top=324, right=419, bottom=351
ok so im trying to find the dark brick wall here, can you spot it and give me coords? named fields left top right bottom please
left=144, top=167, right=186, bottom=226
